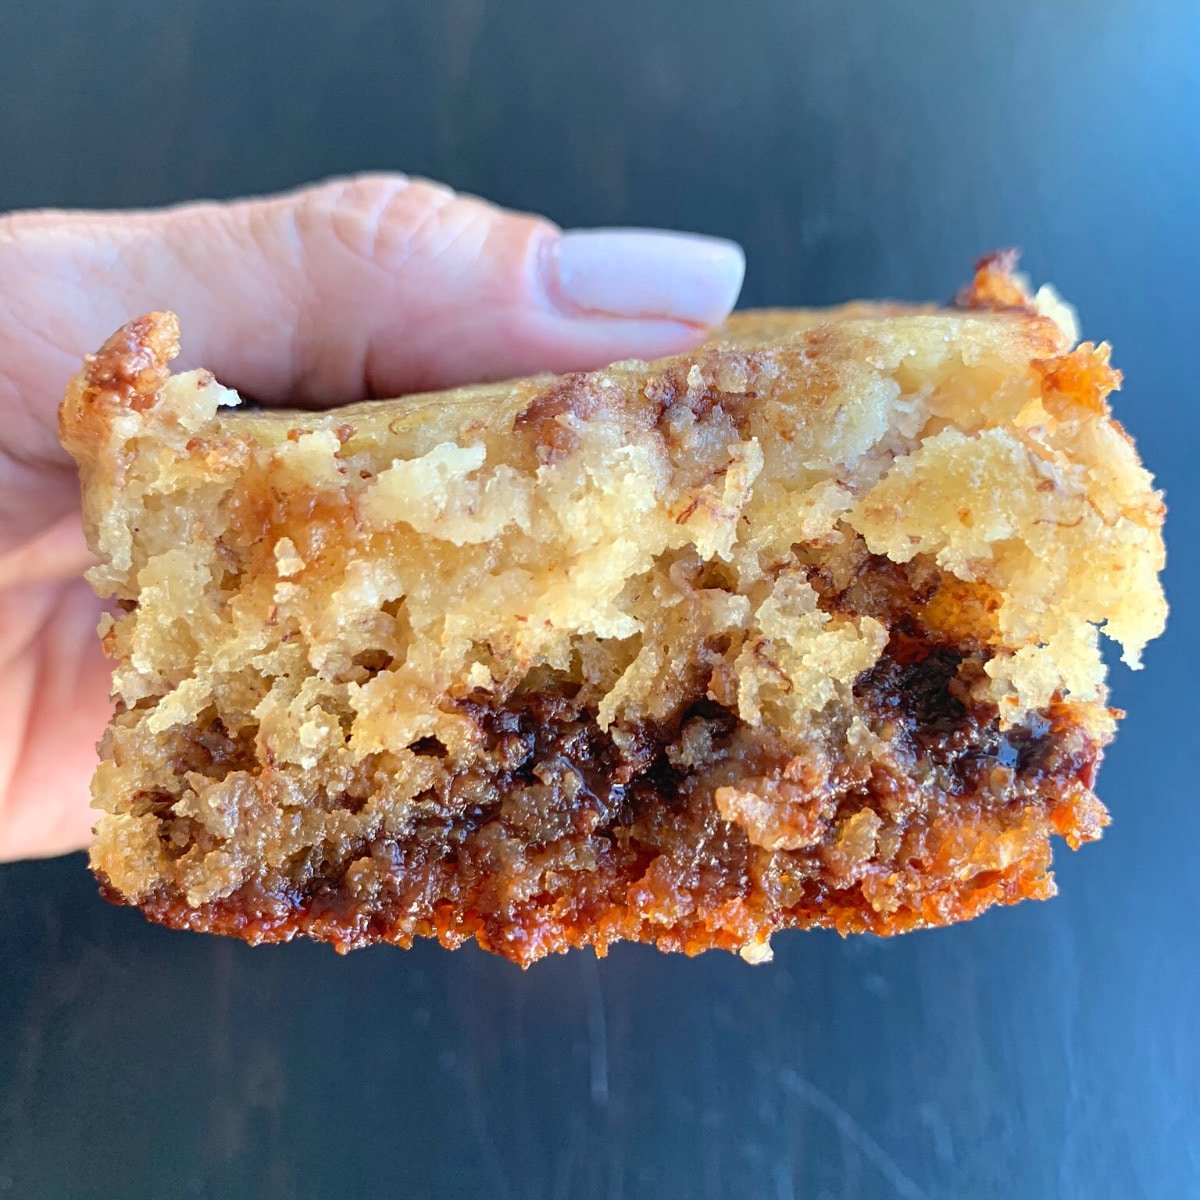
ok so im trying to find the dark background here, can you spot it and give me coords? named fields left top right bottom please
left=1, top=2, right=1197, bottom=1198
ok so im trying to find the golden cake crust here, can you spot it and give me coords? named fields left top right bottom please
left=61, top=257, right=1166, bottom=964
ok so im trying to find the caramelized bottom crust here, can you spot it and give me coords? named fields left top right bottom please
left=103, top=640, right=1107, bottom=966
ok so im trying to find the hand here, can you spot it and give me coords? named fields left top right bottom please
left=0, top=174, right=744, bottom=860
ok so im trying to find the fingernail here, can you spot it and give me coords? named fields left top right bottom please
left=545, top=229, right=745, bottom=326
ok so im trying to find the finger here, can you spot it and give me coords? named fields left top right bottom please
left=2, top=174, right=744, bottom=433
left=0, top=575, right=108, bottom=860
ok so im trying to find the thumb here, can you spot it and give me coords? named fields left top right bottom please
left=3, top=174, right=745, bottom=419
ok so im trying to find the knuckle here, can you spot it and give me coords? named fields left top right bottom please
left=296, top=174, right=451, bottom=272
left=291, top=173, right=554, bottom=279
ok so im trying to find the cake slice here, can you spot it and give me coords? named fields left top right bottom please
left=60, top=256, right=1167, bottom=965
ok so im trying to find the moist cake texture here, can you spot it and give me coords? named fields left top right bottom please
left=60, top=256, right=1167, bottom=965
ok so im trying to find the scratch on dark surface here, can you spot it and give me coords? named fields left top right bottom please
left=0, top=909, right=60, bottom=1192
left=773, top=1157, right=798, bottom=1200
left=440, top=0, right=484, bottom=82
left=440, top=1050, right=514, bottom=1200
left=916, top=1102, right=954, bottom=1166
left=204, top=942, right=240, bottom=1166
left=582, top=953, right=610, bottom=1108
left=195, top=944, right=293, bottom=1199
left=550, top=1113, right=586, bottom=1200
left=1053, top=918, right=1083, bottom=1199
left=781, top=1070, right=931, bottom=1200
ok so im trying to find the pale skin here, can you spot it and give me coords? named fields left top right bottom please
left=0, top=175, right=745, bottom=860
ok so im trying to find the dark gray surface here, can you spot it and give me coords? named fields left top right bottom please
left=1, top=3, right=1197, bottom=1198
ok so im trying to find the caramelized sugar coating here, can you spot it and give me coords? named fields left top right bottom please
left=61, top=259, right=1166, bottom=965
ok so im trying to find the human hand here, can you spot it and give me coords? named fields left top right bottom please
left=0, top=174, right=744, bottom=860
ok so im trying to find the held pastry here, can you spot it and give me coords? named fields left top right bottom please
left=60, top=256, right=1167, bottom=965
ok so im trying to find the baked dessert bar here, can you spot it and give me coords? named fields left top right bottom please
left=60, top=256, right=1167, bottom=965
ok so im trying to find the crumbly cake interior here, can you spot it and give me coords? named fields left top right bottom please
left=60, top=257, right=1167, bottom=965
